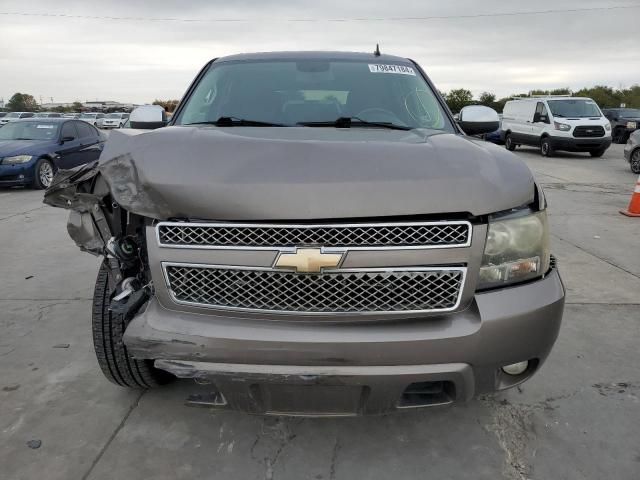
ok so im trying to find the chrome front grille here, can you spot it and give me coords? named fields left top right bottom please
left=157, top=221, right=471, bottom=249
left=163, top=264, right=466, bottom=314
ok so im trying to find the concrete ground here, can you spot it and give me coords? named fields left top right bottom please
left=1, top=144, right=639, bottom=480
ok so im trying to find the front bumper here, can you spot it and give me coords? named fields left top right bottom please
left=124, top=268, right=565, bottom=415
left=0, top=163, right=34, bottom=186
left=551, top=136, right=612, bottom=152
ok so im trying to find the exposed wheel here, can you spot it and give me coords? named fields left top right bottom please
left=32, top=158, right=54, bottom=189
left=631, top=149, right=640, bottom=174
left=540, top=137, right=555, bottom=157
left=589, top=149, right=606, bottom=158
left=505, top=133, right=516, bottom=151
left=92, top=262, right=173, bottom=388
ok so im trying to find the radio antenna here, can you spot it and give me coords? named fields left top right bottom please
left=374, top=44, right=381, bottom=56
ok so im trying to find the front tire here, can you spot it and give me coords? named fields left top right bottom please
left=631, top=149, right=640, bottom=174
left=505, top=133, right=516, bottom=151
left=92, top=262, right=173, bottom=388
left=32, top=158, right=54, bottom=190
left=540, top=137, right=555, bottom=157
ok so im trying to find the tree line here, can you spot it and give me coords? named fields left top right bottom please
left=443, top=85, right=640, bottom=113
left=4, top=85, right=639, bottom=115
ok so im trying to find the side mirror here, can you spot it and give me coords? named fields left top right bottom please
left=61, top=136, right=75, bottom=144
left=458, top=105, right=500, bottom=136
left=129, top=105, right=167, bottom=129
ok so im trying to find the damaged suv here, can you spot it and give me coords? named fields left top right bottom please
left=45, top=52, right=564, bottom=416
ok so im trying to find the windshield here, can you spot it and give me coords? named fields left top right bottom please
left=80, top=113, right=96, bottom=118
left=0, top=121, right=59, bottom=140
left=619, top=109, right=640, bottom=117
left=105, top=113, right=122, bottom=118
left=547, top=99, right=602, bottom=118
left=7, top=112, right=20, bottom=118
left=174, top=59, right=453, bottom=131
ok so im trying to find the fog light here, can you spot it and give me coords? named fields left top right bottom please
left=502, top=361, right=529, bottom=376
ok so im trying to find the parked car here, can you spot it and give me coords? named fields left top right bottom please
left=0, top=118, right=104, bottom=189
left=502, top=97, right=612, bottom=157
left=45, top=51, right=564, bottom=416
left=0, top=112, right=35, bottom=126
left=482, top=114, right=504, bottom=144
left=35, top=112, right=63, bottom=118
left=79, top=112, right=105, bottom=128
left=101, top=112, right=130, bottom=129
left=63, top=113, right=82, bottom=119
left=624, top=129, right=640, bottom=174
left=602, top=108, right=640, bottom=144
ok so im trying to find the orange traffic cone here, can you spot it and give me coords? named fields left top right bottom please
left=620, top=175, right=640, bottom=217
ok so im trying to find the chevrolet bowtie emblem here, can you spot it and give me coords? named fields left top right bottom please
left=274, top=248, right=343, bottom=273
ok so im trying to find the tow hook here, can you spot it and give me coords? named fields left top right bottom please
left=113, top=277, right=138, bottom=302
left=110, top=277, right=150, bottom=319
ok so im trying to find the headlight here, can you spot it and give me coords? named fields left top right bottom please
left=478, top=210, right=550, bottom=289
left=553, top=121, right=571, bottom=131
left=605, top=122, right=611, bottom=131
left=2, top=155, right=33, bottom=164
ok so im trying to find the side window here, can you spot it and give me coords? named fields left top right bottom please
left=540, top=103, right=549, bottom=121
left=75, top=121, right=96, bottom=138
left=535, top=102, right=549, bottom=123
left=535, top=102, right=544, bottom=115
left=61, top=122, right=79, bottom=140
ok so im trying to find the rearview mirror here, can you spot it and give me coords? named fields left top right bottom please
left=458, top=105, right=500, bottom=136
left=129, top=105, right=167, bottom=129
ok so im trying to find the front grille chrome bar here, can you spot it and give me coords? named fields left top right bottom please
left=156, top=220, right=472, bottom=251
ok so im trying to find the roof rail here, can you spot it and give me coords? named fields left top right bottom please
left=509, top=94, right=573, bottom=100
left=529, top=94, right=572, bottom=98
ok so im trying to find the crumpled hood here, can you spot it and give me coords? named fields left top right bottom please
left=98, top=126, right=535, bottom=220
left=0, top=139, right=51, bottom=158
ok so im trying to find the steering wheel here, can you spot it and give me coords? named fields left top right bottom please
left=354, top=107, right=404, bottom=124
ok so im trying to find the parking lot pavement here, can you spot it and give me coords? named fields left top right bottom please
left=1, top=144, right=639, bottom=480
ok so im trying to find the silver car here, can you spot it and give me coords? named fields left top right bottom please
left=78, top=112, right=105, bottom=128
left=45, top=51, right=564, bottom=416
left=624, top=129, right=640, bottom=174
left=101, top=112, right=130, bottom=129
left=34, top=112, right=63, bottom=118
left=0, top=111, right=35, bottom=125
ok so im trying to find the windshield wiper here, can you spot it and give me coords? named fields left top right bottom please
left=298, top=116, right=413, bottom=131
left=185, top=116, right=287, bottom=127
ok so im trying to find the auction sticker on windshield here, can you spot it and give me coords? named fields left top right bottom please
left=368, top=64, right=416, bottom=75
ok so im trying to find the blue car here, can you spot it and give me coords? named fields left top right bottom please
left=0, top=118, right=105, bottom=189
left=482, top=114, right=504, bottom=145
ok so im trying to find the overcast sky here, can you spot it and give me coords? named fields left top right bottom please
left=0, top=0, right=638, bottom=105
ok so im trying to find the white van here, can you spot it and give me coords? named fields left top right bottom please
left=501, top=97, right=612, bottom=157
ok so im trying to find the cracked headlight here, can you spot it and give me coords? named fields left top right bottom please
left=478, top=210, right=550, bottom=289
left=2, top=155, right=33, bottom=164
